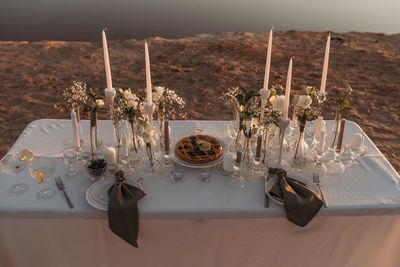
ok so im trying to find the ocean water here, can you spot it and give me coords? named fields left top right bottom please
left=0, top=0, right=399, bottom=41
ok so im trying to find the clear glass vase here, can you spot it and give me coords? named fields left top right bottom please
left=75, top=108, right=85, bottom=147
left=329, top=110, right=342, bottom=152
left=128, top=120, right=142, bottom=168
left=157, top=110, right=165, bottom=152
left=261, top=123, right=273, bottom=164
left=143, top=142, right=158, bottom=174
left=291, top=128, right=309, bottom=169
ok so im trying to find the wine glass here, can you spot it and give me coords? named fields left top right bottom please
left=347, top=132, right=366, bottom=167
left=28, top=157, right=56, bottom=199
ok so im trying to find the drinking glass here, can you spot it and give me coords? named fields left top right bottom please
left=347, top=133, right=366, bottom=167
left=63, top=138, right=85, bottom=176
left=328, top=148, right=346, bottom=174
left=28, top=157, right=56, bottom=199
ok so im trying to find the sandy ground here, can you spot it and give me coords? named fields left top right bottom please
left=0, top=31, right=399, bottom=173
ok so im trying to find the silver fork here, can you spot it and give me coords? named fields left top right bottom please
left=313, top=173, right=328, bottom=208
left=55, top=177, right=74, bottom=209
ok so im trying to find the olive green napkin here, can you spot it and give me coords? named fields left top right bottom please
left=107, top=170, right=146, bottom=248
left=268, top=168, right=323, bottom=227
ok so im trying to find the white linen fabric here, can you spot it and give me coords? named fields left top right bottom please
left=1, top=120, right=400, bottom=267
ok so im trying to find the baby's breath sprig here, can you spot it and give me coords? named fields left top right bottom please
left=63, top=81, right=89, bottom=110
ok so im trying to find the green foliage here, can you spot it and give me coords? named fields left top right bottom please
left=325, top=84, right=352, bottom=115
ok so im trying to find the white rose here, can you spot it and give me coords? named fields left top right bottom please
left=298, top=95, right=312, bottom=108
left=269, top=95, right=277, bottom=104
left=273, top=95, right=285, bottom=113
left=127, top=100, right=138, bottom=109
left=152, top=86, right=164, bottom=103
left=123, top=89, right=133, bottom=100
left=95, top=99, right=105, bottom=107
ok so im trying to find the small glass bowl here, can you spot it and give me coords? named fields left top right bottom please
left=86, top=159, right=108, bottom=181
left=1, top=153, right=27, bottom=174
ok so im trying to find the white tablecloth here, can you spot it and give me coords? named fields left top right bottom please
left=1, top=119, right=400, bottom=267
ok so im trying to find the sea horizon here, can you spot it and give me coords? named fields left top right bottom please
left=1, top=0, right=399, bottom=42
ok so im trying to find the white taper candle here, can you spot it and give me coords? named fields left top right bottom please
left=263, top=27, right=273, bottom=90
left=102, top=29, right=113, bottom=91
left=122, top=134, right=129, bottom=158
left=320, top=34, right=331, bottom=95
left=145, top=40, right=152, bottom=105
left=283, top=58, right=293, bottom=120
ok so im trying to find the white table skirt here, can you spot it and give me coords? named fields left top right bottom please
left=2, top=216, right=400, bottom=267
left=1, top=119, right=400, bottom=267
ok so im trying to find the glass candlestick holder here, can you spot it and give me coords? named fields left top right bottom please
left=68, top=146, right=86, bottom=177
left=162, top=150, right=174, bottom=169
left=248, top=156, right=264, bottom=182
left=317, top=92, right=327, bottom=105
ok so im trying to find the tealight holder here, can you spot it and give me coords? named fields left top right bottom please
left=170, top=167, right=184, bottom=182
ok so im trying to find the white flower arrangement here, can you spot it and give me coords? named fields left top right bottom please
left=135, top=117, right=154, bottom=144
left=151, top=86, right=186, bottom=118
left=63, top=81, right=89, bottom=110
left=293, top=94, right=318, bottom=132
left=114, top=88, right=140, bottom=123
left=272, top=95, right=285, bottom=113
left=95, top=99, right=105, bottom=108
left=297, top=95, right=312, bottom=109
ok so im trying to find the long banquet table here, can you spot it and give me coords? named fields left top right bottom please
left=1, top=119, right=400, bottom=267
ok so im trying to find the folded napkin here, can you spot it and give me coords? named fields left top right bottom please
left=107, top=170, right=146, bottom=247
left=268, top=168, right=323, bottom=227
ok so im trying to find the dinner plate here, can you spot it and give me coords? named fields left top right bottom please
left=86, top=176, right=143, bottom=211
left=171, top=136, right=226, bottom=169
left=265, top=175, right=320, bottom=206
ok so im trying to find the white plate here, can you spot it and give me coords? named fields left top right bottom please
left=265, top=175, right=320, bottom=206
left=171, top=136, right=225, bottom=169
left=86, top=177, right=143, bottom=211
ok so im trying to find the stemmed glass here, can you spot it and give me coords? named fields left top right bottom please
left=347, top=132, right=366, bottom=167
left=28, top=157, right=56, bottom=199
left=328, top=148, right=345, bottom=173
left=63, top=138, right=85, bottom=177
